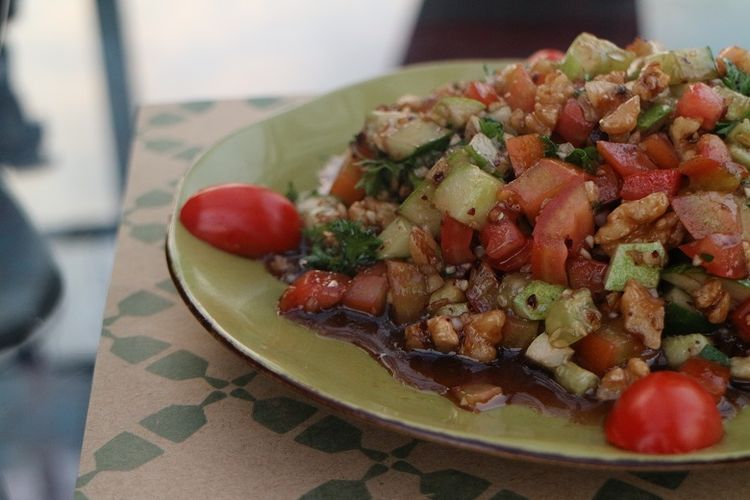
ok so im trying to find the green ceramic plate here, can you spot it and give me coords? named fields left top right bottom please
left=167, top=61, right=750, bottom=468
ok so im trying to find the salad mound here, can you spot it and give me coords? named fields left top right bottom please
left=181, top=33, right=750, bottom=454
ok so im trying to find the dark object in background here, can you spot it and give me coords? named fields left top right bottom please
left=403, top=0, right=638, bottom=62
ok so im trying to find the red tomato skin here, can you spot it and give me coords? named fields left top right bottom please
left=596, top=141, right=656, bottom=177
left=671, top=192, right=740, bottom=239
left=480, top=217, right=527, bottom=261
left=342, top=273, right=389, bottom=316
left=506, top=134, right=544, bottom=177
left=680, top=233, right=748, bottom=279
left=440, top=216, right=476, bottom=265
left=465, top=81, right=500, bottom=106
left=620, top=169, right=682, bottom=201
left=680, top=357, right=731, bottom=402
left=676, top=82, right=725, bottom=130
left=605, top=372, right=723, bottom=454
left=556, top=99, right=594, bottom=147
left=279, top=270, right=351, bottom=313
left=485, top=239, right=532, bottom=272
left=180, top=183, right=302, bottom=257
left=504, top=64, right=536, bottom=113
left=574, top=323, right=642, bottom=376
left=697, top=134, right=733, bottom=164
left=640, top=133, right=680, bottom=169
left=593, top=164, right=622, bottom=205
left=731, top=298, right=750, bottom=342
left=527, top=49, right=565, bottom=64
left=330, top=160, right=366, bottom=206
left=566, top=257, right=608, bottom=294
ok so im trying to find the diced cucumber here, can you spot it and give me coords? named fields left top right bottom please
left=662, top=265, right=750, bottom=304
left=728, top=119, right=750, bottom=148
left=436, top=302, right=470, bottom=317
left=716, top=86, right=750, bottom=121
left=663, top=287, right=713, bottom=335
left=497, top=272, right=531, bottom=309
left=398, top=181, right=442, bottom=236
left=559, top=33, right=635, bottom=81
left=741, top=199, right=750, bottom=241
left=377, top=216, right=413, bottom=259
left=662, top=333, right=711, bottom=368
left=466, top=133, right=499, bottom=171
left=512, top=281, right=565, bottom=320
left=383, top=119, right=451, bottom=161
left=433, top=162, right=504, bottom=229
left=699, top=344, right=730, bottom=367
left=729, top=143, right=750, bottom=168
left=731, top=356, right=750, bottom=379
left=554, top=362, right=599, bottom=396
left=500, top=316, right=539, bottom=349
left=604, top=242, right=666, bottom=291
left=525, top=333, right=574, bottom=370
left=642, top=48, right=717, bottom=84
left=637, top=103, right=674, bottom=132
left=431, top=96, right=486, bottom=128
left=545, top=289, right=601, bottom=347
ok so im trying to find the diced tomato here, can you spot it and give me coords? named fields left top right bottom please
left=329, top=159, right=366, bottom=206
left=440, top=215, right=476, bottom=265
left=506, top=134, right=544, bottom=176
left=671, top=192, right=740, bottom=239
left=620, top=169, right=682, bottom=201
left=640, top=133, right=680, bottom=169
left=679, top=357, right=731, bottom=402
left=676, top=82, right=725, bottom=130
left=731, top=298, right=750, bottom=342
left=574, top=320, right=643, bottom=376
left=505, top=158, right=588, bottom=221
left=279, top=270, right=351, bottom=313
left=697, top=134, right=733, bottom=163
left=555, top=99, right=594, bottom=147
left=596, top=141, right=656, bottom=177
left=531, top=180, right=594, bottom=285
left=527, top=49, right=565, bottom=64
left=679, top=156, right=742, bottom=192
left=504, top=64, right=536, bottom=113
left=680, top=233, right=748, bottom=279
left=464, top=81, right=500, bottom=106
left=485, top=239, right=533, bottom=272
left=342, top=273, right=389, bottom=316
left=593, top=164, right=622, bottom=205
left=566, top=257, right=608, bottom=295
left=480, top=215, right=527, bottom=261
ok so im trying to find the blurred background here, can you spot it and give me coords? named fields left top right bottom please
left=0, top=0, right=748, bottom=498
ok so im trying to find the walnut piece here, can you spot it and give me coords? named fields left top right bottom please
left=620, top=279, right=664, bottom=349
left=409, top=226, right=442, bottom=273
left=347, top=197, right=397, bottom=231
left=691, top=278, right=731, bottom=324
left=596, top=358, right=651, bottom=400
left=458, top=310, right=506, bottom=363
left=404, top=321, right=430, bottom=350
left=599, top=96, right=640, bottom=135
left=669, top=116, right=701, bottom=160
left=426, top=316, right=460, bottom=353
left=524, top=70, right=574, bottom=135
left=630, top=62, right=670, bottom=102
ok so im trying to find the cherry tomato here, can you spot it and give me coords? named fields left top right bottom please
left=676, top=82, right=725, bottom=130
left=731, top=298, right=750, bottom=342
left=180, top=183, right=302, bottom=257
left=527, top=48, right=565, bottom=64
left=605, top=371, right=723, bottom=454
left=278, top=270, right=351, bottom=313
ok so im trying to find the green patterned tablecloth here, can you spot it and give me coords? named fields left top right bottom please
left=77, top=98, right=750, bottom=500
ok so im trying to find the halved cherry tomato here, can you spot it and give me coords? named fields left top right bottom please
left=679, top=156, right=741, bottom=192
left=531, top=180, right=594, bottom=285
left=503, top=64, right=536, bottom=113
left=574, top=320, right=642, bottom=376
left=180, top=183, right=302, bottom=257
left=505, top=158, right=587, bottom=221
left=620, top=169, right=682, bottom=200
left=680, top=357, right=731, bottom=402
left=605, top=371, right=723, bottom=454
left=330, top=159, right=366, bottom=206
left=464, top=81, right=500, bottom=106
left=506, top=134, right=544, bottom=177
left=640, top=133, right=680, bottom=169
left=555, top=99, right=594, bottom=147
left=592, top=164, right=622, bottom=205
left=480, top=215, right=527, bottom=261
left=731, top=298, right=750, bottom=342
left=440, top=215, right=476, bottom=265
left=279, top=270, right=351, bottom=313
left=527, top=48, right=565, bottom=64
left=671, top=192, right=740, bottom=239
left=680, top=233, right=748, bottom=279
left=342, top=272, right=389, bottom=316
left=566, top=257, right=608, bottom=295
left=596, top=141, right=656, bottom=177
left=676, top=82, right=725, bottom=130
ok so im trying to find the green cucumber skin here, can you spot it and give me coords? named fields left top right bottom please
left=664, top=302, right=714, bottom=335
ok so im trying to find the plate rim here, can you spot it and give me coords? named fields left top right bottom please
left=165, top=60, right=750, bottom=469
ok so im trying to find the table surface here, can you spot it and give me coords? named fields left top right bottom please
left=76, top=97, right=750, bottom=500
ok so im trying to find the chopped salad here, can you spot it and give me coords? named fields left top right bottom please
left=180, top=33, right=750, bottom=454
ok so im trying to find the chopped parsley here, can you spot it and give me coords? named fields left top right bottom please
left=564, top=146, right=600, bottom=173
left=285, top=181, right=299, bottom=203
left=699, top=253, right=715, bottom=263
left=715, top=111, right=750, bottom=138
left=722, top=58, right=750, bottom=96
left=304, top=219, right=382, bottom=276
left=540, top=135, right=559, bottom=157
left=479, top=117, right=504, bottom=139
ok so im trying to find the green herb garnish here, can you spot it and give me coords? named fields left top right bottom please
left=304, top=219, right=382, bottom=276
left=479, top=117, right=504, bottom=140
left=540, top=135, right=559, bottom=157
left=285, top=181, right=299, bottom=203
left=564, top=146, right=600, bottom=173
left=723, top=58, right=750, bottom=96
left=715, top=111, right=750, bottom=138
left=699, top=253, right=715, bottom=263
